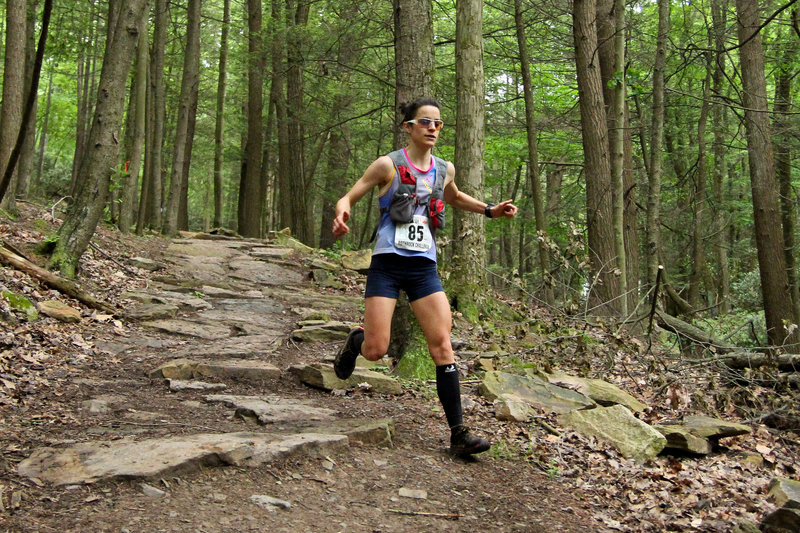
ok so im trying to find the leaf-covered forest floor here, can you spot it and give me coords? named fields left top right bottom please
left=1, top=202, right=798, bottom=532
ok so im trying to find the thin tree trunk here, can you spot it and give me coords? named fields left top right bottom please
left=774, top=30, right=800, bottom=325
left=688, top=52, right=712, bottom=309
left=49, top=0, right=149, bottom=278
left=212, top=0, right=230, bottom=229
left=513, top=0, right=552, bottom=305
left=16, top=0, right=39, bottom=200
left=711, top=0, right=730, bottom=313
left=0, top=0, right=27, bottom=211
left=286, top=0, right=310, bottom=243
left=34, top=61, right=54, bottom=192
left=163, top=0, right=200, bottom=236
left=139, top=0, right=167, bottom=232
left=118, top=13, right=148, bottom=233
left=238, top=0, right=264, bottom=237
left=272, top=0, right=291, bottom=231
left=646, top=0, right=669, bottom=293
left=735, top=0, right=799, bottom=349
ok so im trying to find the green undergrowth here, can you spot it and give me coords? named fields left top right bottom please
left=393, top=332, right=436, bottom=381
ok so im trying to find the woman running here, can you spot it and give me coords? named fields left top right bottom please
left=331, top=97, right=518, bottom=456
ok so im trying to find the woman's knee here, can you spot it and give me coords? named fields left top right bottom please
left=362, top=335, right=389, bottom=361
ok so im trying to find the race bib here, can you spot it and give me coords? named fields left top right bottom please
left=394, top=214, right=433, bottom=251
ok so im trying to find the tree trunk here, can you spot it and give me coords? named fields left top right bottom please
left=163, top=0, right=200, bottom=236
left=49, top=0, right=148, bottom=278
left=238, top=0, right=265, bottom=237
left=286, top=0, right=311, bottom=243
left=513, top=0, right=552, bottom=305
left=16, top=0, right=39, bottom=200
left=735, top=0, right=799, bottom=349
left=118, top=13, right=148, bottom=233
left=389, top=0, right=434, bottom=360
left=711, top=0, right=730, bottom=313
left=392, top=0, right=434, bottom=149
left=688, top=52, right=712, bottom=309
left=272, top=0, right=291, bottom=231
left=451, top=0, right=487, bottom=321
left=34, top=62, right=54, bottom=192
left=774, top=32, right=800, bottom=325
left=212, top=0, right=230, bottom=229
left=573, top=0, right=620, bottom=316
left=0, top=0, right=27, bottom=212
left=138, top=0, right=167, bottom=233
left=70, top=4, right=97, bottom=197
left=646, top=0, right=669, bottom=294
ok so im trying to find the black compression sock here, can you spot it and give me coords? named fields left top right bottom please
left=435, top=363, right=463, bottom=429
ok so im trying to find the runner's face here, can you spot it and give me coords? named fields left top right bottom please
left=407, top=106, right=441, bottom=148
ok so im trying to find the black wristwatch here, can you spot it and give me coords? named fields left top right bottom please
left=484, top=203, right=496, bottom=218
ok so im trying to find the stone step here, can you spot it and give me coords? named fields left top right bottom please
left=17, top=432, right=349, bottom=486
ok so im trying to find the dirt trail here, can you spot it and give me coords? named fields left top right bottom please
left=2, top=234, right=600, bottom=532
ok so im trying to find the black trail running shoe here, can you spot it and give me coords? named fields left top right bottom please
left=450, top=425, right=491, bottom=456
left=334, top=327, right=364, bottom=380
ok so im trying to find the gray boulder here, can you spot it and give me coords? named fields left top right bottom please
left=558, top=405, right=667, bottom=462
left=479, top=371, right=595, bottom=414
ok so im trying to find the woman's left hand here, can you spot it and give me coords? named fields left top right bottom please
left=492, top=199, right=518, bottom=219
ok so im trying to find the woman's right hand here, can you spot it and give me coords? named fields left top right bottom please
left=332, top=210, right=350, bottom=237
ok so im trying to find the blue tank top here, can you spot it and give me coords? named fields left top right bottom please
left=373, top=148, right=446, bottom=262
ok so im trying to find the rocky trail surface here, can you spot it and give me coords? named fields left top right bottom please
left=2, top=232, right=600, bottom=532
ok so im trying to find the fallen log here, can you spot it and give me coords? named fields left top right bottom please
left=651, top=309, right=800, bottom=372
left=654, top=309, right=737, bottom=353
left=716, top=352, right=800, bottom=372
left=0, top=242, right=117, bottom=315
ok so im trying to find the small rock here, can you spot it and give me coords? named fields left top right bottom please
left=127, top=257, right=167, bottom=271
left=37, top=300, right=80, bottom=323
left=250, top=494, right=291, bottom=511
left=373, top=459, right=388, bottom=467
left=321, top=460, right=334, bottom=471
left=140, top=483, right=166, bottom=498
left=768, top=477, right=800, bottom=509
left=398, top=487, right=427, bottom=500
left=167, top=379, right=227, bottom=392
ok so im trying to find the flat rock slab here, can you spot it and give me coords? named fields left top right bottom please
left=682, top=415, right=751, bottom=440
left=479, top=371, right=595, bottom=414
left=204, top=394, right=336, bottom=424
left=17, top=432, right=349, bottom=486
left=290, top=363, right=403, bottom=395
left=271, top=288, right=353, bottom=310
left=249, top=247, right=295, bottom=260
left=168, top=379, right=228, bottom=392
left=546, top=371, right=646, bottom=413
left=171, top=334, right=283, bottom=359
left=313, top=418, right=395, bottom=447
left=292, top=322, right=353, bottom=342
left=141, top=319, right=232, bottom=340
left=150, top=358, right=281, bottom=383
left=229, top=259, right=305, bottom=287
left=126, top=303, right=180, bottom=321
left=654, top=425, right=712, bottom=455
left=167, top=240, right=246, bottom=259
left=558, top=405, right=666, bottom=462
